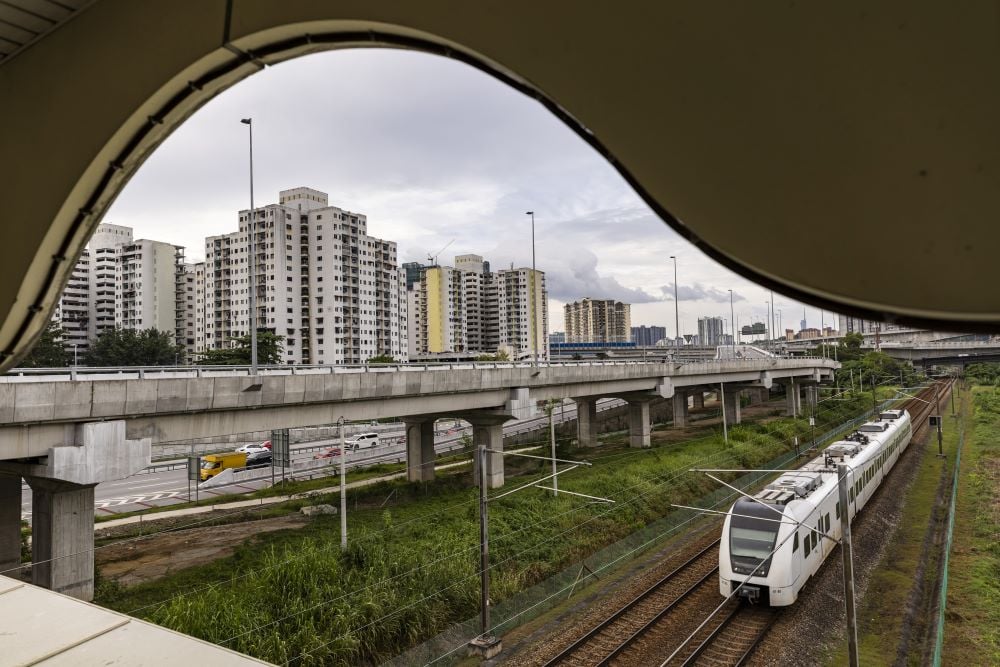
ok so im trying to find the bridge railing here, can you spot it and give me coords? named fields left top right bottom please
left=0, top=356, right=836, bottom=383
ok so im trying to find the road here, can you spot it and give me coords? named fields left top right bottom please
left=20, top=398, right=622, bottom=518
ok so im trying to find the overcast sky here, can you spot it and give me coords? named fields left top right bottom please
left=106, top=48, right=838, bottom=339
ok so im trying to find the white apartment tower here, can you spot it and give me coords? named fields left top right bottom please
left=564, top=298, right=631, bottom=344
left=204, top=187, right=407, bottom=364
left=51, top=223, right=185, bottom=357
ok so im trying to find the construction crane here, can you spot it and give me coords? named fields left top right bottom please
left=427, top=239, right=454, bottom=266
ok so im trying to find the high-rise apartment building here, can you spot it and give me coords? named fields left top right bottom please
left=51, top=223, right=184, bottom=358
left=407, top=254, right=548, bottom=360
left=203, top=187, right=407, bottom=365
left=631, top=325, right=667, bottom=346
left=697, top=316, right=725, bottom=346
left=564, top=298, right=631, bottom=343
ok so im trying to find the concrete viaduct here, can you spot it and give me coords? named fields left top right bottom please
left=0, top=358, right=836, bottom=600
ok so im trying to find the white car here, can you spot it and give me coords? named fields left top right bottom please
left=236, top=441, right=271, bottom=455
left=345, top=432, right=380, bottom=451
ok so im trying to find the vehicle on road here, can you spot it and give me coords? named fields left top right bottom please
left=346, top=432, right=380, bottom=450
left=314, top=446, right=342, bottom=459
left=246, top=451, right=273, bottom=470
left=200, top=452, right=248, bottom=481
left=236, top=441, right=271, bottom=455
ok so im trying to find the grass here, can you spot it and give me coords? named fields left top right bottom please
left=96, top=391, right=879, bottom=666
left=942, top=386, right=1000, bottom=664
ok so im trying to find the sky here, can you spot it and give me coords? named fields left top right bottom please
left=105, top=48, right=839, bottom=339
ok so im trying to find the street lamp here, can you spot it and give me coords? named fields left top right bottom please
left=72, top=343, right=78, bottom=367
left=526, top=211, right=538, bottom=367
left=240, top=118, right=259, bottom=375
left=765, top=300, right=771, bottom=352
left=728, top=289, right=735, bottom=356
left=670, top=256, right=679, bottom=345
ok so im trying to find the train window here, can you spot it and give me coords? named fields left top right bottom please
left=836, top=502, right=841, bottom=519
left=825, top=514, right=831, bottom=532
left=803, top=532, right=811, bottom=556
left=793, top=533, right=799, bottom=552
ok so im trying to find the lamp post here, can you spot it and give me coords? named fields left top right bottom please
left=526, top=211, right=538, bottom=367
left=765, top=300, right=771, bottom=352
left=72, top=343, right=78, bottom=367
left=728, top=289, right=735, bottom=356
left=240, top=118, right=259, bottom=375
left=670, top=255, right=679, bottom=345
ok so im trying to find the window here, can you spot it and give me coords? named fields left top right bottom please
left=803, top=531, right=811, bottom=556
left=792, top=532, right=799, bottom=552
left=824, top=514, right=831, bottom=532
left=835, top=502, right=841, bottom=520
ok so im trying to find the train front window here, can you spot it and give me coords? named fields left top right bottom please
left=730, top=519, right=779, bottom=560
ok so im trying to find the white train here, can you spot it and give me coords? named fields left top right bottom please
left=719, top=408, right=913, bottom=606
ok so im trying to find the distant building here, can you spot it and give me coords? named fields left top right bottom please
left=52, top=223, right=184, bottom=358
left=564, top=298, right=631, bottom=343
left=549, top=331, right=566, bottom=346
left=408, top=253, right=548, bottom=360
left=798, top=327, right=820, bottom=340
left=697, top=316, right=725, bottom=346
left=203, top=187, right=407, bottom=365
left=631, top=325, right=666, bottom=347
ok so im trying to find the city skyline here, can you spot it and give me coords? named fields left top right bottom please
left=105, top=48, right=835, bottom=339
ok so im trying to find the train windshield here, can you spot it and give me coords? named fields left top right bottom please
left=730, top=499, right=780, bottom=560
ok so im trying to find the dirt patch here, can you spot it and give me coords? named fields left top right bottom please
left=96, top=514, right=310, bottom=586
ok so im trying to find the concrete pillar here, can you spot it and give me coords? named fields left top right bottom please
left=404, top=420, right=436, bottom=482
left=0, top=474, right=21, bottom=576
left=691, top=391, right=705, bottom=409
left=25, top=477, right=96, bottom=600
left=785, top=381, right=802, bottom=416
left=672, top=390, right=690, bottom=428
left=574, top=397, right=599, bottom=447
left=472, top=423, right=505, bottom=488
left=629, top=400, right=652, bottom=448
left=803, top=385, right=818, bottom=412
left=723, top=388, right=742, bottom=424
left=758, top=387, right=771, bottom=404
left=747, top=388, right=762, bottom=405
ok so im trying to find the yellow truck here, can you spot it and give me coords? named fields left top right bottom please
left=200, top=452, right=248, bottom=481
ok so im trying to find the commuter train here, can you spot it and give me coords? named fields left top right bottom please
left=719, top=408, right=913, bottom=606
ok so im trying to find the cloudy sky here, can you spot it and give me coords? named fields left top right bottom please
left=106, top=48, right=838, bottom=339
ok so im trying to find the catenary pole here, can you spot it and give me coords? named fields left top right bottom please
left=671, top=255, right=679, bottom=344
left=478, top=445, right=492, bottom=638
left=838, top=463, right=860, bottom=667
left=720, top=382, right=728, bottom=444
left=549, top=400, right=558, bottom=496
left=340, top=417, right=347, bottom=549
left=526, top=211, right=537, bottom=367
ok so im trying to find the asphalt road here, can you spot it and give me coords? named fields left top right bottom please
left=20, top=399, right=609, bottom=518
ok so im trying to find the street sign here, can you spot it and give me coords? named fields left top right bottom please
left=929, top=415, right=942, bottom=427
left=187, top=456, right=200, bottom=482
left=271, top=428, right=291, bottom=467
left=809, top=417, right=816, bottom=426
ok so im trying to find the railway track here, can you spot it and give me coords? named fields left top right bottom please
left=542, top=538, right=722, bottom=667
left=539, top=382, right=950, bottom=667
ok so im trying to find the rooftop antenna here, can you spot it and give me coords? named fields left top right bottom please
left=427, top=239, right=454, bottom=266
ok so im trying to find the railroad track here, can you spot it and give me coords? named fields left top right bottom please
left=542, top=538, right=721, bottom=667
left=541, top=382, right=948, bottom=667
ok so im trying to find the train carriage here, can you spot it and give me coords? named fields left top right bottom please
left=719, top=409, right=912, bottom=606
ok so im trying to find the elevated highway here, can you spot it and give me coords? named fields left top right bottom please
left=0, top=358, right=836, bottom=601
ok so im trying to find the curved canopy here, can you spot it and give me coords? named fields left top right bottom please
left=0, top=1, right=997, bottom=369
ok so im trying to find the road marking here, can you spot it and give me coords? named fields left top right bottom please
left=95, top=491, right=181, bottom=509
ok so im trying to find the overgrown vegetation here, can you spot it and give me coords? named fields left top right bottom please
left=98, top=391, right=878, bottom=665
left=86, top=327, right=184, bottom=366
left=943, top=385, right=1000, bottom=663
left=809, top=332, right=924, bottom=389
left=19, top=321, right=69, bottom=367
left=196, top=331, right=284, bottom=365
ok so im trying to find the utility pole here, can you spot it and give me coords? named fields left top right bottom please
left=728, top=289, right=736, bottom=356
left=477, top=445, right=493, bottom=643
left=548, top=400, right=558, bottom=496
left=934, top=385, right=944, bottom=457
left=720, top=382, right=728, bottom=444
left=838, top=463, right=860, bottom=667
left=240, top=118, right=259, bottom=375
left=340, top=417, right=347, bottom=550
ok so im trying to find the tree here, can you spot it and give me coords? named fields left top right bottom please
left=367, top=354, right=396, bottom=364
left=19, top=322, right=68, bottom=368
left=197, top=332, right=284, bottom=365
left=86, top=328, right=183, bottom=367
left=475, top=350, right=510, bottom=362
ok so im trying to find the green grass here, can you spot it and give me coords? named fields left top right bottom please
left=97, top=391, right=879, bottom=666
left=943, top=386, right=1000, bottom=664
